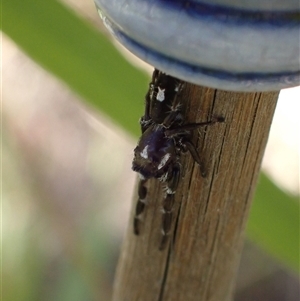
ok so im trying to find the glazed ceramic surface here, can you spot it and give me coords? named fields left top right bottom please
left=95, top=0, right=300, bottom=91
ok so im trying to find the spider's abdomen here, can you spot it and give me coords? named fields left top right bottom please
left=132, top=125, right=175, bottom=179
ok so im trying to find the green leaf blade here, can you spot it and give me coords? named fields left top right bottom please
left=247, top=173, right=300, bottom=272
left=2, top=0, right=148, bottom=136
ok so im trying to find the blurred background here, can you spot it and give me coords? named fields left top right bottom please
left=2, top=1, right=299, bottom=300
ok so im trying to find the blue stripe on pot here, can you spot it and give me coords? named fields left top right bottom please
left=95, top=0, right=300, bottom=91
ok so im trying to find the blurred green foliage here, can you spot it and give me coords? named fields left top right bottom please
left=248, top=173, right=299, bottom=272
left=2, top=0, right=299, bottom=300
left=2, top=0, right=148, bottom=136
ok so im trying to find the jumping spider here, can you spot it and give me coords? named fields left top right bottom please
left=132, top=69, right=224, bottom=250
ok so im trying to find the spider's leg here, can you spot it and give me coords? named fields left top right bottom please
left=140, top=89, right=152, bottom=133
left=171, top=81, right=184, bottom=109
left=161, top=82, right=185, bottom=128
left=140, top=69, right=159, bottom=132
left=133, top=179, right=148, bottom=235
left=159, top=163, right=180, bottom=250
left=182, top=140, right=207, bottom=177
left=165, top=117, right=224, bottom=177
left=165, top=117, right=225, bottom=136
left=162, top=110, right=183, bottom=128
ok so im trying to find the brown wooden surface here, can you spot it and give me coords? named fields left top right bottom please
left=112, top=84, right=279, bottom=301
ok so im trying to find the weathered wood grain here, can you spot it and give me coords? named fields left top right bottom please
left=113, top=84, right=279, bottom=301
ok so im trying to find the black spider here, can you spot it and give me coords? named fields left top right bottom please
left=132, top=69, right=224, bottom=250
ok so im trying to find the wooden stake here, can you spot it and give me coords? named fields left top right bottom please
left=113, top=83, right=279, bottom=301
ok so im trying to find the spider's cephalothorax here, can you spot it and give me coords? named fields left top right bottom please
left=132, top=69, right=224, bottom=250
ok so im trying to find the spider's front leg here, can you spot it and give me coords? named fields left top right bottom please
left=140, top=69, right=159, bottom=133
left=159, top=163, right=181, bottom=250
left=133, top=179, right=148, bottom=235
left=167, top=117, right=225, bottom=177
left=161, top=81, right=185, bottom=128
left=182, top=139, right=207, bottom=177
